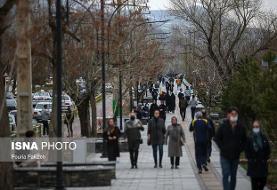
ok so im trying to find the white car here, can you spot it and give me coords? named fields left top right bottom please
left=33, top=91, right=52, bottom=105
left=9, top=114, right=16, bottom=132
left=62, top=94, right=75, bottom=111
left=33, top=102, right=52, bottom=122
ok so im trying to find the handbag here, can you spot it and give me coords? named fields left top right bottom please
left=180, top=138, right=185, bottom=146
left=139, top=138, right=143, bottom=144
left=147, top=137, right=151, bottom=146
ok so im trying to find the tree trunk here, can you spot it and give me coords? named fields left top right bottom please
left=16, top=0, right=33, bottom=136
left=77, top=96, right=91, bottom=137
left=0, top=8, right=14, bottom=190
left=90, top=87, right=97, bottom=137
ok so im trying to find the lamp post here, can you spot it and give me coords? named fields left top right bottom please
left=55, top=0, right=64, bottom=189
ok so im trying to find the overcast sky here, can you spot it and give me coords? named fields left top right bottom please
left=148, top=0, right=277, bottom=10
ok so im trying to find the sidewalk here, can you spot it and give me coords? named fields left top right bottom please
left=69, top=111, right=202, bottom=190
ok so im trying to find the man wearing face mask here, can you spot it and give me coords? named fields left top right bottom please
left=125, top=112, right=144, bottom=169
left=215, top=107, right=247, bottom=190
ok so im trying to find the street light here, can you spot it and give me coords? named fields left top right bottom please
left=55, top=0, right=64, bottom=189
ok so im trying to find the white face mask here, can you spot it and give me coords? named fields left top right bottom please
left=253, top=128, right=260, bottom=134
left=229, top=116, right=238, bottom=123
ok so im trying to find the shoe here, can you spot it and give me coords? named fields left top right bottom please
left=198, top=169, right=202, bottom=174
left=134, top=165, right=138, bottom=169
left=203, top=165, right=209, bottom=171
left=131, top=165, right=134, bottom=169
left=159, top=164, right=163, bottom=168
left=175, top=166, right=179, bottom=169
left=154, top=164, right=157, bottom=168
left=171, top=165, right=174, bottom=169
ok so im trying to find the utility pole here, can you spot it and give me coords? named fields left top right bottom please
left=55, top=0, right=64, bottom=189
left=16, top=0, right=33, bottom=136
left=101, top=0, right=107, bottom=158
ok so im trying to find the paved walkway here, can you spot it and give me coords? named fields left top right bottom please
left=68, top=82, right=253, bottom=190
left=70, top=111, right=202, bottom=190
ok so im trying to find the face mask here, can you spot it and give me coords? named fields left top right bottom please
left=229, top=116, right=238, bottom=123
left=130, top=116, right=135, bottom=120
left=253, top=128, right=260, bottom=134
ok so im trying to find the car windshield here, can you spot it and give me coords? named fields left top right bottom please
left=62, top=96, right=70, bottom=100
left=35, top=104, right=51, bottom=110
left=34, top=92, right=49, bottom=97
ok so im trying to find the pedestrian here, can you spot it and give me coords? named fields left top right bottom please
left=179, top=96, right=188, bottom=121
left=150, top=99, right=158, bottom=118
left=189, top=95, right=197, bottom=120
left=215, top=107, right=247, bottom=190
left=158, top=100, right=167, bottom=122
left=178, top=88, right=184, bottom=100
left=105, top=118, right=120, bottom=161
left=41, top=104, right=50, bottom=136
left=202, top=109, right=215, bottom=163
left=189, top=111, right=209, bottom=173
left=64, top=107, right=74, bottom=137
left=169, top=92, right=176, bottom=113
left=165, top=116, right=186, bottom=169
left=185, top=86, right=191, bottom=102
left=245, top=119, right=271, bottom=190
left=125, top=112, right=144, bottom=169
left=148, top=110, right=166, bottom=168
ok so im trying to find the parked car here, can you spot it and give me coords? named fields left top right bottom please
left=9, top=114, right=16, bottom=132
left=32, top=91, right=52, bottom=106
left=33, top=102, right=52, bottom=122
left=62, top=94, right=75, bottom=111
left=6, top=92, right=16, bottom=111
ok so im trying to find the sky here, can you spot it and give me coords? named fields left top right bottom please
left=148, top=0, right=277, bottom=10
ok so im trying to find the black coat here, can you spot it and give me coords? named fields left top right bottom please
left=158, top=104, right=167, bottom=121
left=150, top=103, right=159, bottom=118
left=245, top=132, right=271, bottom=178
left=104, top=126, right=120, bottom=159
left=215, top=119, right=247, bottom=160
left=148, top=118, right=166, bottom=145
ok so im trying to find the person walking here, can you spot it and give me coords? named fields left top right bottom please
left=189, top=95, right=197, bottom=120
left=178, top=88, right=184, bottom=100
left=165, top=116, right=186, bottom=169
left=148, top=110, right=166, bottom=168
left=189, top=112, right=210, bottom=173
left=245, top=120, right=271, bottom=190
left=41, top=104, right=50, bottom=136
left=202, top=109, right=215, bottom=162
left=179, top=96, right=188, bottom=121
left=158, top=100, right=167, bottom=122
left=64, top=107, right=74, bottom=137
left=150, top=100, right=159, bottom=119
left=125, top=112, right=144, bottom=169
left=105, top=119, right=120, bottom=161
left=215, top=107, right=247, bottom=190
left=184, top=86, right=191, bottom=102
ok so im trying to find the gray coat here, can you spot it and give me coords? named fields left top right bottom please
left=147, top=118, right=166, bottom=145
left=165, top=124, right=185, bottom=157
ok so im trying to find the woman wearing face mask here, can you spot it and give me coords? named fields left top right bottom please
left=165, top=116, right=185, bottom=169
left=124, top=113, right=144, bottom=169
left=245, top=120, right=271, bottom=190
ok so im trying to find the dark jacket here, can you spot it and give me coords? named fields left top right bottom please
left=150, top=103, right=159, bottom=118
left=148, top=118, right=166, bottom=145
left=104, top=126, right=120, bottom=158
left=158, top=104, right=167, bottom=121
left=245, top=132, right=271, bottom=177
left=215, top=119, right=247, bottom=160
left=189, top=119, right=209, bottom=143
left=125, top=119, right=144, bottom=149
